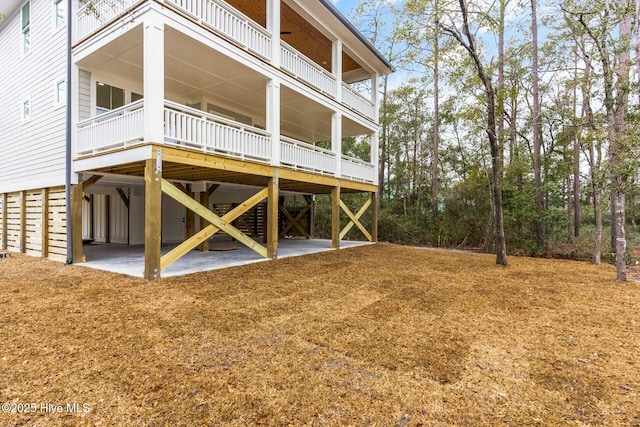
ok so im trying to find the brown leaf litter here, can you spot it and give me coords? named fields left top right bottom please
left=0, top=243, right=638, bottom=426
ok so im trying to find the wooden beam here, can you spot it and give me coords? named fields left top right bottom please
left=19, top=191, right=26, bottom=253
left=371, top=192, right=378, bottom=243
left=1, top=193, right=7, bottom=250
left=207, top=183, right=220, bottom=196
left=339, top=199, right=372, bottom=241
left=82, top=174, right=102, bottom=191
left=162, top=179, right=268, bottom=261
left=160, top=146, right=274, bottom=177
left=144, top=158, right=162, bottom=280
left=267, top=177, right=279, bottom=258
left=42, top=188, right=49, bottom=258
left=331, top=186, right=340, bottom=248
left=116, top=187, right=130, bottom=209
left=338, top=180, right=377, bottom=193
left=160, top=188, right=268, bottom=270
left=71, top=184, right=84, bottom=262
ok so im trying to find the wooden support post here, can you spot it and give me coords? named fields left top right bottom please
left=305, top=195, right=315, bottom=239
left=267, top=176, right=279, bottom=258
left=105, top=195, right=110, bottom=243
left=19, top=191, right=26, bottom=253
left=185, top=184, right=195, bottom=239
left=144, top=158, right=162, bottom=280
left=371, top=192, right=378, bottom=243
left=42, top=188, right=49, bottom=258
left=199, top=184, right=219, bottom=252
left=89, top=194, right=95, bottom=239
left=331, top=185, right=340, bottom=248
left=1, top=193, right=7, bottom=250
left=71, top=184, right=84, bottom=262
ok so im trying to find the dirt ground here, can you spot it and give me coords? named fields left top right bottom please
left=0, top=243, right=638, bottom=426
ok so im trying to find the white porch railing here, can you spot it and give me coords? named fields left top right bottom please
left=281, top=41, right=337, bottom=98
left=341, top=155, right=375, bottom=183
left=164, top=101, right=271, bottom=162
left=280, top=136, right=337, bottom=176
left=166, top=0, right=272, bottom=60
left=342, top=82, right=375, bottom=120
left=77, top=0, right=138, bottom=41
left=76, top=100, right=375, bottom=184
left=77, top=100, right=145, bottom=155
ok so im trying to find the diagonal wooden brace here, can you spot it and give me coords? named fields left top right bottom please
left=339, top=198, right=372, bottom=241
left=279, top=204, right=311, bottom=239
left=160, top=179, right=268, bottom=270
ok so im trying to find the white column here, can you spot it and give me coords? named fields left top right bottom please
left=267, top=78, right=281, bottom=166
left=371, top=130, right=379, bottom=184
left=143, top=16, right=164, bottom=143
left=70, top=64, right=79, bottom=178
left=332, top=112, right=342, bottom=177
left=332, top=40, right=343, bottom=102
left=267, top=0, right=281, bottom=67
left=372, top=73, right=379, bottom=122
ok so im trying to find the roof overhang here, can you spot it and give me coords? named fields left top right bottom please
left=285, top=0, right=394, bottom=77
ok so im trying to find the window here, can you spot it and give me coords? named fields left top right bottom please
left=22, top=99, right=31, bottom=121
left=131, top=92, right=143, bottom=102
left=55, top=80, right=66, bottom=105
left=96, top=82, right=125, bottom=114
left=54, top=0, right=65, bottom=29
left=22, top=1, right=30, bottom=54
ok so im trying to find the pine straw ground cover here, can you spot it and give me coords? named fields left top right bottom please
left=0, top=244, right=639, bottom=427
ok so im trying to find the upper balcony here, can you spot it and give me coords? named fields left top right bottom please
left=75, top=99, right=376, bottom=184
left=74, top=0, right=382, bottom=121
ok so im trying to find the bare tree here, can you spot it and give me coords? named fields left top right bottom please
left=531, top=0, right=544, bottom=248
left=439, top=0, right=508, bottom=265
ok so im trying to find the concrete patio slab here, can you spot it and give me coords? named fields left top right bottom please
left=80, top=237, right=372, bottom=278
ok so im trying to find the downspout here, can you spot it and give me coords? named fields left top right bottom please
left=65, top=0, right=73, bottom=264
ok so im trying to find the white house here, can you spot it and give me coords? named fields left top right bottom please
left=0, top=0, right=393, bottom=279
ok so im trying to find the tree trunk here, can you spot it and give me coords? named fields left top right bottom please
left=609, top=5, right=631, bottom=281
left=431, top=0, right=440, bottom=219
left=441, top=0, right=508, bottom=265
left=531, top=0, right=544, bottom=249
left=379, top=75, right=389, bottom=207
left=594, top=183, right=603, bottom=265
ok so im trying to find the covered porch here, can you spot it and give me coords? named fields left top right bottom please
left=73, top=145, right=378, bottom=279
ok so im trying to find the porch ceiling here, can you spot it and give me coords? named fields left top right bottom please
left=77, top=26, right=268, bottom=121
left=225, top=0, right=363, bottom=77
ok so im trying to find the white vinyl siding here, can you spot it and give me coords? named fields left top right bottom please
left=78, top=69, right=92, bottom=120
left=0, top=0, right=67, bottom=193
left=110, top=193, right=128, bottom=244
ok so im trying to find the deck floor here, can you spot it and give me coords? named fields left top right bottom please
left=81, top=237, right=371, bottom=278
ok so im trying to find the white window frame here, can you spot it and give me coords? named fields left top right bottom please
left=21, top=0, right=31, bottom=56
left=53, top=0, right=65, bottom=31
left=55, top=79, right=66, bottom=107
left=21, top=97, right=31, bottom=122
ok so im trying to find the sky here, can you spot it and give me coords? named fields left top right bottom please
left=332, top=0, right=361, bottom=17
